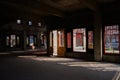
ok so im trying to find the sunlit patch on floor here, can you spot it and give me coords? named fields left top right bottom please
left=0, top=53, right=10, bottom=54
left=58, top=62, right=120, bottom=72
left=112, top=71, right=120, bottom=80
left=18, top=56, right=120, bottom=72
left=31, top=57, right=80, bottom=62
left=18, top=56, right=37, bottom=58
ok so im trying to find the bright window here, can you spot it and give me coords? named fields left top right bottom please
left=38, top=22, right=41, bottom=27
left=17, top=19, right=21, bottom=24
left=58, top=31, right=64, bottom=47
left=50, top=32, right=52, bottom=47
left=10, top=35, right=16, bottom=47
left=26, top=35, right=37, bottom=47
left=29, top=35, right=34, bottom=46
left=6, top=35, right=20, bottom=47
left=73, top=28, right=86, bottom=52
left=6, top=36, right=9, bottom=46
left=88, top=31, right=93, bottom=49
left=104, top=25, right=119, bottom=54
left=28, top=21, right=32, bottom=26
left=16, top=36, right=20, bottom=45
left=67, top=32, right=71, bottom=48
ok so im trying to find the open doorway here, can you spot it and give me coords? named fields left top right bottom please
left=52, top=30, right=58, bottom=56
left=49, top=29, right=65, bottom=57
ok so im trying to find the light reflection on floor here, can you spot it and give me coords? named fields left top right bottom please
left=18, top=55, right=37, bottom=58
left=32, top=56, right=81, bottom=61
left=18, top=56, right=120, bottom=72
left=18, top=56, right=120, bottom=80
left=59, top=62, right=120, bottom=72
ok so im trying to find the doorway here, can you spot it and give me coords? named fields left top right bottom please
left=52, top=30, right=58, bottom=56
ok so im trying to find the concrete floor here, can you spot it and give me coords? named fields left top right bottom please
left=0, top=56, right=120, bottom=80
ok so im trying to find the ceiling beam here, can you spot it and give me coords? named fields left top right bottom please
left=80, top=0, right=98, bottom=12
left=0, top=0, right=64, bottom=18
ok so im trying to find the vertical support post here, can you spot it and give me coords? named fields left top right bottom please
left=37, top=31, right=41, bottom=49
left=94, top=11, right=103, bottom=61
left=23, top=30, right=26, bottom=50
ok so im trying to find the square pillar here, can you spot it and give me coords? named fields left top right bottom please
left=23, top=31, right=26, bottom=50
left=94, top=11, right=103, bottom=61
left=37, top=32, right=41, bottom=48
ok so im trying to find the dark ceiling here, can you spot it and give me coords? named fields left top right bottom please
left=0, top=0, right=119, bottom=25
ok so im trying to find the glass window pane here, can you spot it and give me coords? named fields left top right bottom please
left=88, top=31, right=93, bottom=49
left=29, top=35, right=34, bottom=46
left=26, top=37, right=29, bottom=45
left=104, top=25, right=119, bottom=54
left=73, top=28, right=86, bottom=52
left=67, top=32, right=71, bottom=48
left=6, top=36, right=9, bottom=46
left=58, top=31, right=64, bottom=47
left=17, top=19, right=21, bottom=24
left=10, top=35, right=16, bottom=47
left=17, top=36, right=20, bottom=45
left=34, top=36, right=37, bottom=45
left=28, top=21, right=32, bottom=26
left=50, top=32, right=52, bottom=47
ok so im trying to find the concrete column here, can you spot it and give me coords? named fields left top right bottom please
left=23, top=30, right=26, bottom=50
left=94, top=11, right=103, bottom=61
left=37, top=31, right=41, bottom=48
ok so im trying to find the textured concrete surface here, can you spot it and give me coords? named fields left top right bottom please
left=0, top=56, right=120, bottom=80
